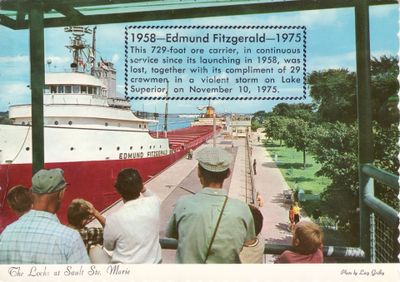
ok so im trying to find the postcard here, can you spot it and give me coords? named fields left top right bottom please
left=0, top=1, right=398, bottom=281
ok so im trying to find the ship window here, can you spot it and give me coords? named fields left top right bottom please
left=21, top=121, right=25, bottom=125
left=105, top=122, right=108, bottom=127
left=81, top=85, right=88, bottom=94
left=160, top=145, right=162, bottom=148
left=65, top=85, right=71, bottom=93
left=54, top=121, right=59, bottom=125
left=25, top=147, right=30, bottom=151
left=50, top=85, right=57, bottom=93
left=139, top=124, right=142, bottom=128
left=144, top=124, right=147, bottom=128
left=57, top=86, right=64, bottom=93
left=72, top=85, right=80, bottom=93
left=117, top=146, right=120, bottom=151
left=130, top=146, right=133, bottom=150
left=88, top=86, right=93, bottom=94
left=70, top=147, right=74, bottom=151
left=68, top=121, right=72, bottom=125
left=140, top=146, right=143, bottom=149
left=99, top=147, right=102, bottom=151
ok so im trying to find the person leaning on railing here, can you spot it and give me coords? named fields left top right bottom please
left=165, top=147, right=255, bottom=263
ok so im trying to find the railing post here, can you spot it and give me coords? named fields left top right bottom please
left=29, top=1, right=45, bottom=174
left=355, top=0, right=374, bottom=262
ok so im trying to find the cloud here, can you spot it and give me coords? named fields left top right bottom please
left=112, top=54, right=120, bottom=63
left=45, top=55, right=71, bottom=67
left=0, top=83, right=31, bottom=111
left=0, top=55, right=29, bottom=63
left=309, top=49, right=396, bottom=72
left=370, top=5, right=397, bottom=18
left=308, top=52, right=356, bottom=71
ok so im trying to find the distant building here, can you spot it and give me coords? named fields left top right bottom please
left=226, top=114, right=252, bottom=138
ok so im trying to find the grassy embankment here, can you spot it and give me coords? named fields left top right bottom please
left=265, top=140, right=330, bottom=195
left=264, top=139, right=351, bottom=246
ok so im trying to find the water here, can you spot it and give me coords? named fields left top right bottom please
left=148, top=116, right=195, bottom=131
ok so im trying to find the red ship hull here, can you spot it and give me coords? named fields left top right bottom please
left=0, top=126, right=215, bottom=232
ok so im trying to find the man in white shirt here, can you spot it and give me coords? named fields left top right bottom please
left=103, top=168, right=162, bottom=263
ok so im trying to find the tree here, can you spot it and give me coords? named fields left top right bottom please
left=309, top=122, right=359, bottom=244
left=0, top=112, right=12, bottom=124
left=307, top=69, right=357, bottom=123
left=370, top=56, right=399, bottom=126
left=373, top=122, right=399, bottom=209
left=251, top=110, right=267, bottom=131
left=272, top=102, right=315, bottom=121
left=284, top=119, right=312, bottom=169
left=263, top=115, right=290, bottom=146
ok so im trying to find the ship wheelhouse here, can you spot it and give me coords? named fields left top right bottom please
left=9, top=71, right=156, bottom=131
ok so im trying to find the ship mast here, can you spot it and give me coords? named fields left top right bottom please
left=64, top=26, right=92, bottom=73
left=91, top=26, right=97, bottom=75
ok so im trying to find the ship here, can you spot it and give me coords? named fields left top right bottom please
left=191, top=105, right=226, bottom=128
left=0, top=26, right=214, bottom=232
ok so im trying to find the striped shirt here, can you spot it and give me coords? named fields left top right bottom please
left=0, top=210, right=90, bottom=264
left=78, top=227, right=104, bottom=252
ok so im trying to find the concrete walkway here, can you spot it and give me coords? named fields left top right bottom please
left=251, top=138, right=293, bottom=262
left=89, top=133, right=293, bottom=263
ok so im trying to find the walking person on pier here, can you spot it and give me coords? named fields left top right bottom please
left=103, top=168, right=162, bottom=264
left=253, top=159, right=257, bottom=175
left=166, top=147, right=255, bottom=263
left=0, top=169, right=90, bottom=264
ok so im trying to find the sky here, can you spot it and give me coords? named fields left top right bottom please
left=0, top=4, right=398, bottom=114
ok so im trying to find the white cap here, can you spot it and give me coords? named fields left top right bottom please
left=196, top=147, right=232, bottom=172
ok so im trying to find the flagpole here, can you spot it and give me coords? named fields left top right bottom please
left=164, top=81, right=169, bottom=138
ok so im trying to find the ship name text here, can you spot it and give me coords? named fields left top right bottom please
left=119, top=150, right=169, bottom=160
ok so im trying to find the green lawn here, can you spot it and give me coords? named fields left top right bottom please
left=264, top=140, right=355, bottom=246
left=264, top=140, right=331, bottom=195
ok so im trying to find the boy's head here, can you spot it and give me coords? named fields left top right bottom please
left=248, top=204, right=263, bottom=236
left=67, top=199, right=92, bottom=229
left=292, top=221, right=323, bottom=255
left=6, top=185, right=32, bottom=216
left=114, top=168, right=143, bottom=201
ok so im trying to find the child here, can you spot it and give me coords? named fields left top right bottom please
left=292, top=201, right=301, bottom=224
left=239, top=205, right=265, bottom=263
left=288, top=204, right=295, bottom=231
left=6, top=185, right=32, bottom=216
left=67, top=199, right=110, bottom=263
left=275, top=221, right=324, bottom=263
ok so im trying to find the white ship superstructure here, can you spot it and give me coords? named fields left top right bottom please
left=0, top=26, right=169, bottom=164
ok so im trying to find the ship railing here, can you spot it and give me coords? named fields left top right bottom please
left=159, top=238, right=365, bottom=262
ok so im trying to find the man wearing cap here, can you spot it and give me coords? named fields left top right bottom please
left=0, top=168, right=90, bottom=264
left=166, top=147, right=255, bottom=263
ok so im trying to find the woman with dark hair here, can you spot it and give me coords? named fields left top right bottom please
left=103, top=168, right=162, bottom=263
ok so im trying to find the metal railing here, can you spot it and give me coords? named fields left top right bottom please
left=244, top=134, right=256, bottom=204
left=360, top=164, right=399, bottom=262
left=159, top=238, right=365, bottom=262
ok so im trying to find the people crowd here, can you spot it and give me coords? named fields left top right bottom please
left=0, top=147, right=324, bottom=264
